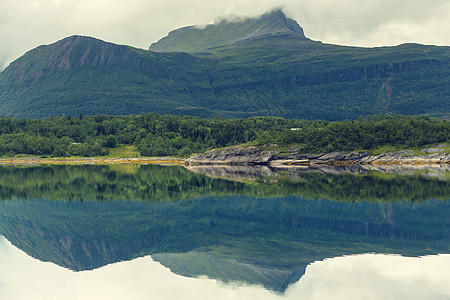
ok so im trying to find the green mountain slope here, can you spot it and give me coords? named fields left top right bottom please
left=0, top=10, right=449, bottom=120
left=0, top=36, right=217, bottom=118
left=203, top=42, right=450, bottom=119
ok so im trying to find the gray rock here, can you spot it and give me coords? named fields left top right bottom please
left=186, top=146, right=280, bottom=165
left=396, top=150, right=414, bottom=155
left=186, top=145, right=449, bottom=166
left=421, top=148, right=444, bottom=153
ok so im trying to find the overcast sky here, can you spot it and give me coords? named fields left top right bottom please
left=1, top=0, right=449, bottom=70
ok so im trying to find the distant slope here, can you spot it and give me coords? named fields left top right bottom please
left=201, top=42, right=450, bottom=120
left=149, top=9, right=307, bottom=53
left=0, top=9, right=449, bottom=120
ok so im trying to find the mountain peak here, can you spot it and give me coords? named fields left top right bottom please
left=261, top=8, right=297, bottom=25
left=149, top=8, right=307, bottom=52
left=0, top=35, right=143, bottom=90
left=10, top=35, right=133, bottom=73
left=240, top=8, right=305, bottom=41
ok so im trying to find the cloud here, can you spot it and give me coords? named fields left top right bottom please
left=290, top=0, right=450, bottom=47
left=0, top=0, right=449, bottom=71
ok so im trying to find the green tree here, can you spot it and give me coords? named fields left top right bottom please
left=104, top=135, right=117, bottom=148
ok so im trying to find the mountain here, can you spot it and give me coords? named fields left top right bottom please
left=0, top=36, right=216, bottom=118
left=0, top=9, right=449, bottom=120
left=149, top=9, right=307, bottom=52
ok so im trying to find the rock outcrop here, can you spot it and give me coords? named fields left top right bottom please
left=186, top=146, right=450, bottom=166
left=359, top=151, right=450, bottom=164
left=186, top=146, right=281, bottom=165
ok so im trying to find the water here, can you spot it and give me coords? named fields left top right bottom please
left=0, top=164, right=448, bottom=299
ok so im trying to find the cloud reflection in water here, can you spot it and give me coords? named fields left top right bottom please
left=1, top=236, right=449, bottom=300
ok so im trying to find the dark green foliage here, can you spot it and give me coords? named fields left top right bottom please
left=0, top=114, right=448, bottom=157
left=104, top=135, right=117, bottom=148
left=256, top=115, right=449, bottom=153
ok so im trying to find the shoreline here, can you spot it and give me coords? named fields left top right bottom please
left=0, top=154, right=449, bottom=166
left=185, top=146, right=450, bottom=166
left=0, top=157, right=185, bottom=165
left=1, top=145, right=449, bottom=167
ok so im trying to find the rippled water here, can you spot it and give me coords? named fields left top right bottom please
left=0, top=164, right=448, bottom=299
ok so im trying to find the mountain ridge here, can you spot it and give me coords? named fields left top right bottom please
left=0, top=9, right=449, bottom=120
left=1, top=35, right=168, bottom=88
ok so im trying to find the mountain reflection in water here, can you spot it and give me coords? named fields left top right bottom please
left=1, top=236, right=450, bottom=300
left=0, top=164, right=448, bottom=295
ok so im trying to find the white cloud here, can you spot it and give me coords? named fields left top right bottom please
left=0, top=0, right=449, bottom=70
left=291, top=0, right=450, bottom=47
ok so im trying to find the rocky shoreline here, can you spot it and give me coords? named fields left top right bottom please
left=1, top=145, right=449, bottom=167
left=185, top=145, right=450, bottom=166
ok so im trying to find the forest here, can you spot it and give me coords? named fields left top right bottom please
left=0, top=114, right=448, bottom=157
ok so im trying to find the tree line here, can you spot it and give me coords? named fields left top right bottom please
left=257, top=115, right=449, bottom=153
left=0, top=113, right=448, bottom=157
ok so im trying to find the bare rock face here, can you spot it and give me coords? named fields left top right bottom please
left=186, top=146, right=281, bottom=165
left=186, top=147, right=371, bottom=165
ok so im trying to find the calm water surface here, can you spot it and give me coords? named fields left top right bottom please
left=0, top=164, right=448, bottom=299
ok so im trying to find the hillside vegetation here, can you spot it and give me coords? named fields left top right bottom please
left=0, top=114, right=448, bottom=158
